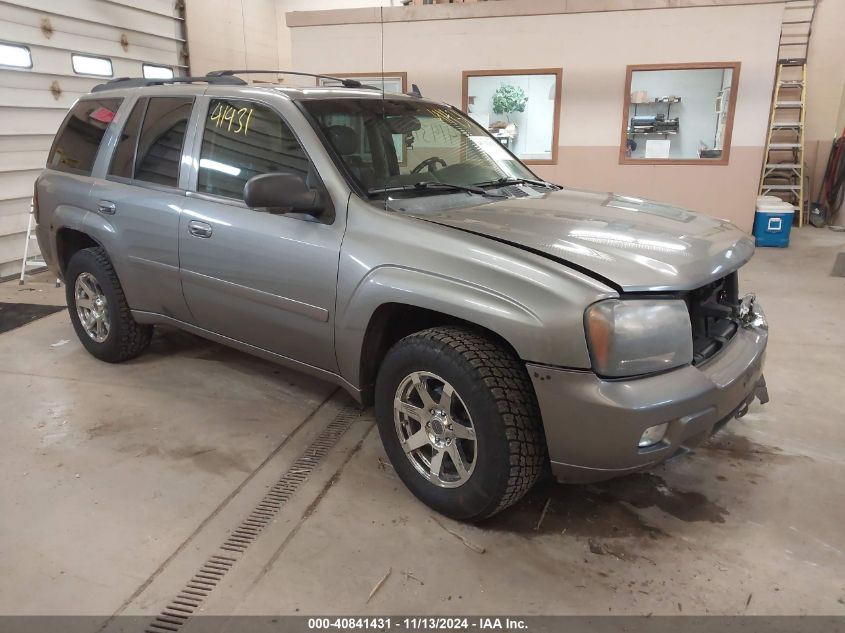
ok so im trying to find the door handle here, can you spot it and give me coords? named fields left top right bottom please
left=188, top=220, right=213, bottom=238
left=97, top=200, right=116, bottom=215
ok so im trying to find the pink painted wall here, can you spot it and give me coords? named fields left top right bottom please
left=289, top=3, right=784, bottom=232
left=805, top=0, right=845, bottom=213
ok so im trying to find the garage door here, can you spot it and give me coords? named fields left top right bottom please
left=0, top=0, right=187, bottom=279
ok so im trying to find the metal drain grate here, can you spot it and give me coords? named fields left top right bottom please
left=145, top=406, right=363, bottom=633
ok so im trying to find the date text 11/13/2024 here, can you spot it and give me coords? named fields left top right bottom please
left=307, top=617, right=529, bottom=630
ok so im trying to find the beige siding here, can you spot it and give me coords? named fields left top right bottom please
left=183, top=0, right=280, bottom=81
left=0, top=0, right=185, bottom=279
left=182, top=0, right=396, bottom=81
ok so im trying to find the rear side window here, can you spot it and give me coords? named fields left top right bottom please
left=197, top=99, right=310, bottom=200
left=47, top=98, right=122, bottom=175
left=108, top=98, right=146, bottom=179
left=134, top=97, right=193, bottom=188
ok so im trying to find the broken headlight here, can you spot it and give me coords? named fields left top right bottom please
left=584, top=299, right=693, bottom=378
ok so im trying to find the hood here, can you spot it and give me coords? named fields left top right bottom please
left=407, top=188, right=755, bottom=292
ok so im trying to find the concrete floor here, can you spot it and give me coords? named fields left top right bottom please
left=1, top=227, right=844, bottom=618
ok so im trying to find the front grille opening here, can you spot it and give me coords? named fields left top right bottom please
left=685, top=271, right=740, bottom=366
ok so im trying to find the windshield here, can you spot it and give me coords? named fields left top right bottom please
left=301, top=98, right=540, bottom=197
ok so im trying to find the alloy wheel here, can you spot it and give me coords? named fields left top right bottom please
left=393, top=371, right=477, bottom=488
left=74, top=272, right=110, bottom=343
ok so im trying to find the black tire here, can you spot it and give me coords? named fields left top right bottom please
left=375, top=326, right=546, bottom=521
left=65, top=247, right=152, bottom=362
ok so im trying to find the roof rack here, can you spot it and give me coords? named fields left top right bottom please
left=208, top=70, right=423, bottom=96
left=91, top=75, right=247, bottom=92
left=206, top=69, right=365, bottom=88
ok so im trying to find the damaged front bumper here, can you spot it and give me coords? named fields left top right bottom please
left=529, top=302, right=769, bottom=484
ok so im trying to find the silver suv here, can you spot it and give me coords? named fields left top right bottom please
left=35, top=71, right=768, bottom=521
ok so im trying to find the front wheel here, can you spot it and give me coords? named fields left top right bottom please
left=375, top=326, right=546, bottom=521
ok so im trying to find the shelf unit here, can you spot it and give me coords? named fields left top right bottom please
left=627, top=96, right=681, bottom=136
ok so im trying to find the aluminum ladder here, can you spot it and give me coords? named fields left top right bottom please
left=18, top=201, right=60, bottom=287
left=758, top=0, right=816, bottom=227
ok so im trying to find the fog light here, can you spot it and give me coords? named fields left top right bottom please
left=638, top=423, right=669, bottom=448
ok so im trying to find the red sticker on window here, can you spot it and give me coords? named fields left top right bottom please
left=89, top=107, right=115, bottom=123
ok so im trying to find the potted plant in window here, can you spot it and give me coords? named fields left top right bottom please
left=491, top=83, right=527, bottom=144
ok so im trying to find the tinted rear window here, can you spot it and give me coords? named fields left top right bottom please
left=47, top=98, right=122, bottom=175
left=134, top=97, right=193, bottom=188
left=108, top=97, right=147, bottom=179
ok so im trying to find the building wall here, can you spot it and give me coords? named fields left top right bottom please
left=289, top=2, right=784, bottom=231
left=805, top=0, right=845, bottom=215
left=184, top=0, right=280, bottom=81
left=0, top=0, right=185, bottom=279
left=182, top=0, right=845, bottom=231
left=184, top=0, right=396, bottom=83
left=276, top=1, right=394, bottom=72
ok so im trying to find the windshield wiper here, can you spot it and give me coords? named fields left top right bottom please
left=367, top=181, right=506, bottom=198
left=472, top=177, right=560, bottom=190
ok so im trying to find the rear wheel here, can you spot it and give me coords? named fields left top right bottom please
left=65, top=247, right=152, bottom=362
left=375, top=326, right=546, bottom=521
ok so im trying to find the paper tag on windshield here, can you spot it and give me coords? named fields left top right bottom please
left=469, top=135, right=513, bottom=162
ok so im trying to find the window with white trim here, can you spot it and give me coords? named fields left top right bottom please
left=0, top=42, right=32, bottom=68
left=72, top=54, right=113, bottom=77
left=143, top=64, right=174, bottom=79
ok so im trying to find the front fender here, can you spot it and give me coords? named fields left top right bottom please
left=336, top=265, right=579, bottom=388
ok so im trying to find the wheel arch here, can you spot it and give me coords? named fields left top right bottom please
left=356, top=302, right=525, bottom=406
left=55, top=227, right=103, bottom=277
left=337, top=266, right=550, bottom=405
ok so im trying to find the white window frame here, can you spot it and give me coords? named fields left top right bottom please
left=72, top=53, right=113, bottom=77
left=0, top=41, right=33, bottom=69
left=143, top=64, right=174, bottom=79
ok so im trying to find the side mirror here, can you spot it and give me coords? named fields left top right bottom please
left=243, top=172, right=323, bottom=215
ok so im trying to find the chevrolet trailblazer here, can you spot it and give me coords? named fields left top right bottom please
left=35, top=71, right=768, bottom=520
